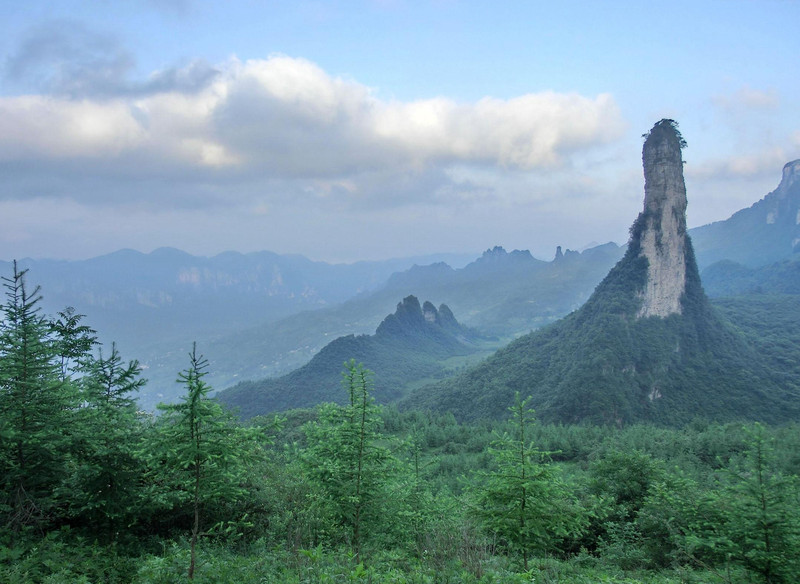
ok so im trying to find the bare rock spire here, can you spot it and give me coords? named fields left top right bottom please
left=637, top=119, right=688, bottom=318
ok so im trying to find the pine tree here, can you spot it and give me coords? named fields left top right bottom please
left=472, top=393, right=586, bottom=570
left=302, top=360, right=390, bottom=562
left=704, top=424, right=800, bottom=583
left=0, top=262, right=74, bottom=536
left=50, top=306, right=97, bottom=382
left=147, top=343, right=261, bottom=579
left=65, top=343, right=147, bottom=542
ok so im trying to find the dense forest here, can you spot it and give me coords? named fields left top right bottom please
left=2, top=263, right=800, bottom=583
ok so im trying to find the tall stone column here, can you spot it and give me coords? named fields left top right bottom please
left=637, top=120, right=687, bottom=318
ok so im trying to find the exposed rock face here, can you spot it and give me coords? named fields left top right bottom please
left=771, top=160, right=800, bottom=252
left=636, top=120, right=688, bottom=318
left=778, top=159, right=800, bottom=196
left=762, top=159, right=800, bottom=228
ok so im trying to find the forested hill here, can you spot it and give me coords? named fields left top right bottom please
left=216, top=296, right=487, bottom=418
left=701, top=257, right=800, bottom=297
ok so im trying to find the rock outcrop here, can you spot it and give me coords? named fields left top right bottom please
left=776, top=159, right=800, bottom=199
left=636, top=119, right=688, bottom=318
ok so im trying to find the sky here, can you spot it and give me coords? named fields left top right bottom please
left=1, top=0, right=799, bottom=264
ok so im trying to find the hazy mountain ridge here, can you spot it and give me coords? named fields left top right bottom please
left=216, top=295, right=487, bottom=417
left=3, top=248, right=477, bottom=326
left=690, top=159, right=800, bottom=269
left=189, top=242, right=623, bottom=404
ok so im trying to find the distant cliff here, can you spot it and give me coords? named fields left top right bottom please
left=691, top=159, right=800, bottom=268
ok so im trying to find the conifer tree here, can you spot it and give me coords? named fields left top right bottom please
left=148, top=343, right=260, bottom=579
left=302, top=360, right=390, bottom=562
left=0, top=262, right=73, bottom=536
left=50, top=306, right=97, bottom=382
left=473, top=393, right=586, bottom=570
left=699, top=424, right=800, bottom=583
left=66, top=343, right=147, bottom=541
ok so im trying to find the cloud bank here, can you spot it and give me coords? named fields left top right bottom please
left=0, top=55, right=624, bottom=212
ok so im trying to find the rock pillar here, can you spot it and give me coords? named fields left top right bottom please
left=637, top=120, right=688, bottom=318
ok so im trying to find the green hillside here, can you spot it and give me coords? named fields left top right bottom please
left=712, top=294, right=800, bottom=375
left=701, top=258, right=800, bottom=297
left=217, top=296, right=491, bottom=418
left=404, top=236, right=800, bottom=425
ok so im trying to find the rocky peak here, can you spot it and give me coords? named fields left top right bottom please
left=476, top=246, right=534, bottom=264
left=422, top=300, right=438, bottom=323
left=636, top=119, right=689, bottom=318
left=374, top=295, right=473, bottom=343
left=761, top=159, right=800, bottom=227
left=777, top=159, right=800, bottom=196
left=436, top=303, right=459, bottom=329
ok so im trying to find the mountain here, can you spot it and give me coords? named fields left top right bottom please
left=690, top=159, right=800, bottom=269
left=403, top=120, right=800, bottom=426
left=711, top=294, right=800, bottom=377
left=216, top=296, right=487, bottom=418
left=701, top=258, right=800, bottom=297
left=383, top=243, right=625, bottom=336
left=0, top=248, right=475, bottom=407
left=165, top=241, right=623, bottom=403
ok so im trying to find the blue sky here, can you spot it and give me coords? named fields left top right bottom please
left=1, top=0, right=798, bottom=262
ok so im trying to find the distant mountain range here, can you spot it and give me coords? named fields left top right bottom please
left=3, top=248, right=476, bottom=346
left=148, top=242, right=623, bottom=405
left=3, top=157, right=800, bottom=410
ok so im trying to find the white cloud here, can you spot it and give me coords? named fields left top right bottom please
left=712, top=85, right=780, bottom=111
left=0, top=96, right=145, bottom=158
left=373, top=91, right=621, bottom=168
left=687, top=147, right=789, bottom=181
left=0, top=55, right=624, bottom=210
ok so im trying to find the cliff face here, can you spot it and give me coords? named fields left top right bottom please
left=689, top=158, right=800, bottom=269
left=771, top=159, right=800, bottom=239
left=778, top=159, right=800, bottom=195
left=636, top=120, right=688, bottom=318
